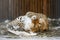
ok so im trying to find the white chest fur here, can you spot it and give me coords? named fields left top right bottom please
left=20, top=16, right=34, bottom=31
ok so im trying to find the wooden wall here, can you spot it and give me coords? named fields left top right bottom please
left=17, top=0, right=48, bottom=16
left=0, top=0, right=58, bottom=21
left=0, top=0, right=9, bottom=20
left=14, top=0, right=50, bottom=18
left=13, top=0, right=58, bottom=18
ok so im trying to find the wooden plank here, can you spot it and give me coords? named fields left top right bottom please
left=43, top=0, right=47, bottom=15
left=2, top=0, right=9, bottom=19
left=25, top=0, right=30, bottom=12
left=18, top=0, right=22, bottom=16
left=37, top=0, right=43, bottom=13
left=21, top=0, right=25, bottom=15
left=30, top=0, right=33, bottom=12
left=34, top=0, right=38, bottom=12
left=9, top=0, right=13, bottom=20
left=0, top=0, right=2, bottom=18
left=47, top=0, right=50, bottom=17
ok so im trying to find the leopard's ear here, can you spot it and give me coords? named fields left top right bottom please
left=26, top=12, right=35, bottom=15
left=31, top=15, right=37, bottom=20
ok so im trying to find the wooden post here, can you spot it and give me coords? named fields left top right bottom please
left=43, top=0, right=47, bottom=16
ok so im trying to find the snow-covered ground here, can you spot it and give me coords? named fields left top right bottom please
left=0, top=36, right=60, bottom=40
left=0, top=18, right=60, bottom=40
left=0, top=27, right=60, bottom=40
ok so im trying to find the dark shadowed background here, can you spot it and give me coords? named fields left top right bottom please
left=0, top=0, right=59, bottom=22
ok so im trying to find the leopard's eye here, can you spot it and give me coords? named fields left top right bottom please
left=18, top=17, right=19, bottom=19
left=20, top=17, right=23, bottom=22
left=20, top=17, right=22, bottom=20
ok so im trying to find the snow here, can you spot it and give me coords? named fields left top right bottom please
left=0, top=36, right=60, bottom=40
left=0, top=18, right=60, bottom=40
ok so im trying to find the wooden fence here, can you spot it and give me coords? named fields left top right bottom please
left=0, top=0, right=58, bottom=21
